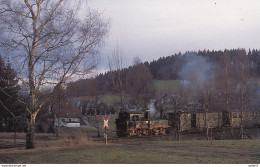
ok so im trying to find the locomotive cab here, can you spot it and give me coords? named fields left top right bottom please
left=129, top=113, right=143, bottom=121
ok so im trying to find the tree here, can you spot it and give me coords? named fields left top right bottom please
left=218, top=52, right=234, bottom=127
left=85, top=78, right=104, bottom=137
left=192, top=82, right=215, bottom=140
left=233, top=50, right=253, bottom=139
left=0, top=0, right=110, bottom=149
left=0, top=56, right=23, bottom=131
left=214, top=69, right=225, bottom=128
left=0, top=56, right=25, bottom=144
left=108, top=46, right=128, bottom=109
left=50, top=84, right=67, bottom=137
left=169, top=84, right=190, bottom=140
left=126, top=57, right=155, bottom=111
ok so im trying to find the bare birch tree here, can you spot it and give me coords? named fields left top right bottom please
left=215, top=52, right=234, bottom=128
left=233, top=50, right=252, bottom=139
left=223, top=53, right=234, bottom=127
left=194, top=84, right=215, bottom=140
left=108, top=46, right=128, bottom=110
left=169, top=83, right=189, bottom=140
left=0, top=0, right=110, bottom=149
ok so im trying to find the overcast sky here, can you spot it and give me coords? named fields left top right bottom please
left=86, top=0, right=260, bottom=70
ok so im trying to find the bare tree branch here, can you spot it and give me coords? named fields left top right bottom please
left=0, top=0, right=110, bottom=149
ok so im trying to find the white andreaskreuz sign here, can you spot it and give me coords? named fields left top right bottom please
left=102, top=117, right=109, bottom=130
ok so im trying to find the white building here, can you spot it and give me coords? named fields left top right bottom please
left=54, top=102, right=82, bottom=128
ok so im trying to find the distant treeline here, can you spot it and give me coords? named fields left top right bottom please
left=146, top=49, right=260, bottom=80
left=67, top=48, right=260, bottom=97
left=97, top=48, right=260, bottom=80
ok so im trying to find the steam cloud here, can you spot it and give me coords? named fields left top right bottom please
left=178, top=53, right=215, bottom=85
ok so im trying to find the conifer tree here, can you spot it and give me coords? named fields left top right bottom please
left=0, top=56, right=22, bottom=131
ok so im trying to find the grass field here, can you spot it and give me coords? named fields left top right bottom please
left=73, top=95, right=121, bottom=106
left=0, top=136, right=259, bottom=164
left=154, top=80, right=180, bottom=94
left=74, top=80, right=181, bottom=106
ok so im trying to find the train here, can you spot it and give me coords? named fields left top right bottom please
left=115, top=109, right=260, bottom=137
left=115, top=111, right=171, bottom=137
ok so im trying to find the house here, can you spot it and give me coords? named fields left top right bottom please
left=54, top=102, right=83, bottom=127
left=81, top=100, right=116, bottom=116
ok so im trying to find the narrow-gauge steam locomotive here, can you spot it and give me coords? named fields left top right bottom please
left=115, top=111, right=171, bottom=137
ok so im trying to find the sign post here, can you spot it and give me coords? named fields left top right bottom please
left=102, top=117, right=109, bottom=145
left=211, top=127, right=213, bottom=146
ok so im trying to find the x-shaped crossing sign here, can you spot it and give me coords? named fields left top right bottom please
left=102, top=117, right=109, bottom=130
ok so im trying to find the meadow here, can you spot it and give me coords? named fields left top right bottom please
left=153, top=80, right=180, bottom=94
left=0, top=130, right=259, bottom=164
left=74, top=80, right=181, bottom=107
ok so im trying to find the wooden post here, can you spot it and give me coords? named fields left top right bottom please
left=14, top=131, right=16, bottom=144
left=206, top=122, right=209, bottom=141
left=105, top=126, right=107, bottom=145
left=13, top=118, right=17, bottom=145
left=211, top=128, right=213, bottom=146
left=105, top=134, right=107, bottom=145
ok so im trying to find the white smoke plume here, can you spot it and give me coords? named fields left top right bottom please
left=147, top=99, right=157, bottom=117
left=178, top=53, right=215, bottom=85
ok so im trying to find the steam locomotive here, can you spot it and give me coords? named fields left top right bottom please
left=115, top=111, right=171, bottom=137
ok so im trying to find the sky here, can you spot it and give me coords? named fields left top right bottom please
left=85, top=0, right=260, bottom=71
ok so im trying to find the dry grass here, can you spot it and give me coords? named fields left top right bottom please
left=0, top=132, right=26, bottom=139
left=0, top=128, right=97, bottom=153
left=0, top=139, right=259, bottom=164
left=2, top=128, right=258, bottom=163
left=58, top=128, right=94, bottom=147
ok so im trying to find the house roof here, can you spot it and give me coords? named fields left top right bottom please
left=81, top=100, right=107, bottom=108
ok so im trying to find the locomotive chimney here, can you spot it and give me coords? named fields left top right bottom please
left=148, top=112, right=150, bottom=129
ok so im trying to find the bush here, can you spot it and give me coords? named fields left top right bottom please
left=47, top=124, right=55, bottom=133
left=37, top=123, right=45, bottom=133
